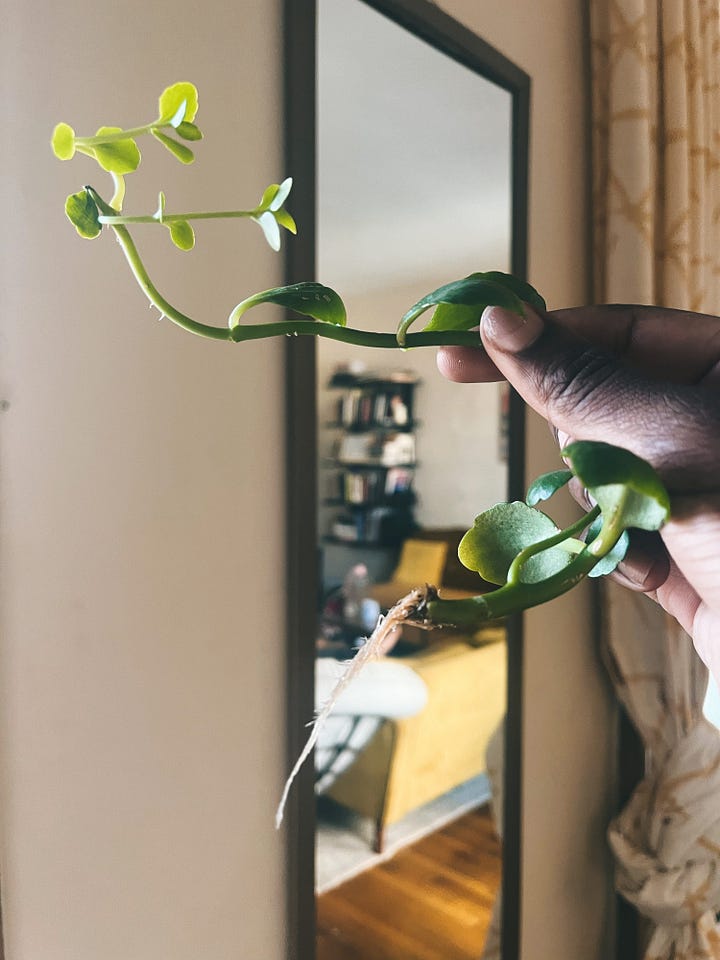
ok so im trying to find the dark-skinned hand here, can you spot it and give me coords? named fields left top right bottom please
left=437, top=303, right=720, bottom=680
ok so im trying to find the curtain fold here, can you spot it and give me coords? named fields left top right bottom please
left=590, top=1, right=720, bottom=956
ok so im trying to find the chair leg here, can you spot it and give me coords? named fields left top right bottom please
left=373, top=819, right=385, bottom=854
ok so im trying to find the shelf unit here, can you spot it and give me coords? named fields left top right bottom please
left=321, top=373, right=419, bottom=548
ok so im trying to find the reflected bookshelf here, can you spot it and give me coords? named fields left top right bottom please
left=321, top=370, right=420, bottom=549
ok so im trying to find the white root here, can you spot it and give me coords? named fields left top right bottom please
left=275, top=585, right=435, bottom=828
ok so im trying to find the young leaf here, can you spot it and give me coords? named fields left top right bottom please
left=93, top=126, right=141, bottom=174
left=175, top=121, right=203, bottom=141
left=168, top=220, right=195, bottom=250
left=274, top=208, right=297, bottom=234
left=258, top=183, right=280, bottom=211
left=151, top=129, right=195, bottom=164
left=459, top=502, right=574, bottom=585
left=423, top=302, right=483, bottom=334
left=51, top=122, right=76, bottom=160
left=167, top=100, right=188, bottom=129
left=229, top=283, right=347, bottom=329
left=562, top=441, right=671, bottom=531
left=254, top=211, right=281, bottom=251
left=269, top=178, right=293, bottom=211
left=526, top=469, right=573, bottom=506
left=158, top=82, right=199, bottom=124
left=65, top=189, right=101, bottom=239
left=153, top=191, right=167, bottom=223
left=397, top=271, right=547, bottom=344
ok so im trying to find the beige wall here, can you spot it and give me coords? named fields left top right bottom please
left=1, top=2, right=617, bottom=959
left=441, top=3, right=619, bottom=959
left=0, top=1, right=286, bottom=958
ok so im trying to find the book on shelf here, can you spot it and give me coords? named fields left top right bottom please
left=337, top=431, right=415, bottom=466
left=336, top=380, right=416, bottom=431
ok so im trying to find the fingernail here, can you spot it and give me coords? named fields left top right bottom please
left=481, top=303, right=544, bottom=353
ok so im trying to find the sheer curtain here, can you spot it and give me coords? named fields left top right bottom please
left=590, top=1, right=720, bottom=956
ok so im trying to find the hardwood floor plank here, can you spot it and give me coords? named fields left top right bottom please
left=317, top=804, right=501, bottom=960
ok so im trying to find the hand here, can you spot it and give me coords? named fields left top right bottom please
left=437, top=304, right=720, bottom=678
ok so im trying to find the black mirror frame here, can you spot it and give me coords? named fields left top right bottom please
left=282, top=3, right=530, bottom=957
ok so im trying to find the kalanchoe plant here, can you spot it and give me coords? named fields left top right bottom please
left=53, top=82, right=672, bottom=627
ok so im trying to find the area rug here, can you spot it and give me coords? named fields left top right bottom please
left=315, top=772, right=491, bottom=893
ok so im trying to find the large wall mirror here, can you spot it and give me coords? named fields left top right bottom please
left=284, top=2, right=529, bottom=958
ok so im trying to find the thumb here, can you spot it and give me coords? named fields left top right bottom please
left=479, top=303, right=716, bottom=486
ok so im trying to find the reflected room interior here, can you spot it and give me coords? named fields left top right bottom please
left=310, top=1, right=515, bottom=956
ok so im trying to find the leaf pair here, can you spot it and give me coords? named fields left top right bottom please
left=396, top=271, right=547, bottom=345
left=252, top=178, right=297, bottom=252
left=152, top=192, right=195, bottom=250
left=52, top=82, right=202, bottom=211
left=458, top=441, right=670, bottom=588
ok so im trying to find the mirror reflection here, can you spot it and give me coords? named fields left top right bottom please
left=312, top=2, right=514, bottom=957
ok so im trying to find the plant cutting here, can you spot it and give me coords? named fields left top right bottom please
left=51, top=81, right=672, bottom=632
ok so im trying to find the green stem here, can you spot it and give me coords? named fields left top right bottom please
left=427, top=548, right=602, bottom=626
left=76, top=123, right=157, bottom=146
left=230, top=321, right=481, bottom=348
left=505, top=505, right=601, bottom=586
left=99, top=210, right=257, bottom=225
left=88, top=189, right=231, bottom=342
left=88, top=188, right=484, bottom=348
left=427, top=508, right=624, bottom=628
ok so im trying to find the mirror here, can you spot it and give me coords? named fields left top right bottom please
left=284, top=2, right=529, bottom=958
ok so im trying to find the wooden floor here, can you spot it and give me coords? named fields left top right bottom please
left=316, top=805, right=501, bottom=960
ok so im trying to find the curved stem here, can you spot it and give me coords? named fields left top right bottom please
left=89, top=187, right=484, bottom=348
left=505, top=505, right=601, bottom=586
left=88, top=190, right=231, bottom=342
left=427, top=509, right=627, bottom=628
left=427, top=548, right=602, bottom=627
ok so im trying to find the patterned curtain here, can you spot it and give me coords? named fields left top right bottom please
left=590, top=2, right=720, bottom=957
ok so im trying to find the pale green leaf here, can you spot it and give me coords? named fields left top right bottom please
left=274, top=208, right=297, bottom=234
left=459, top=502, right=574, bottom=585
left=151, top=129, right=194, bottom=164
left=175, top=121, right=203, bottom=141
left=51, top=122, right=75, bottom=160
left=254, top=211, right=281, bottom=251
left=258, top=183, right=280, bottom=211
left=93, top=126, right=141, bottom=174
left=158, top=82, right=199, bottom=123
left=153, top=191, right=166, bottom=222
left=168, top=220, right=195, bottom=250
left=269, top=177, right=292, bottom=211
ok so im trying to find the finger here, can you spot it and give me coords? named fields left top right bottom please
left=609, top=531, right=671, bottom=593
left=549, top=304, right=720, bottom=385
left=436, top=342, right=502, bottom=383
left=479, top=304, right=720, bottom=489
left=437, top=304, right=720, bottom=386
